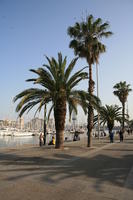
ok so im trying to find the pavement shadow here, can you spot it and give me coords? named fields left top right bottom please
left=105, top=148, right=133, bottom=152
left=0, top=147, right=133, bottom=192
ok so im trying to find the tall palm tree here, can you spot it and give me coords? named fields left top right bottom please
left=94, top=105, right=122, bottom=136
left=68, top=14, right=112, bottom=147
left=14, top=53, right=99, bottom=149
left=113, top=81, right=132, bottom=133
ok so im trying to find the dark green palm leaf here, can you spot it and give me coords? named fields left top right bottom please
left=64, top=57, right=78, bottom=81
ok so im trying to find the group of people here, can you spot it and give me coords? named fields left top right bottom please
left=109, top=130, right=124, bottom=143
left=73, top=132, right=80, bottom=141
left=39, top=128, right=131, bottom=146
left=39, top=133, right=55, bottom=146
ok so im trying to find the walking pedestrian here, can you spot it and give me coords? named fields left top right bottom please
left=109, top=131, right=114, bottom=143
left=119, top=130, right=123, bottom=142
left=39, top=133, right=44, bottom=146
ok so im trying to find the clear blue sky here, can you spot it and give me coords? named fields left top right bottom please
left=0, top=0, right=133, bottom=123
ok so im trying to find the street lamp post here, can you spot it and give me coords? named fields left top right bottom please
left=72, top=111, right=77, bottom=131
left=96, top=63, right=100, bottom=139
left=126, top=100, right=129, bottom=129
left=43, top=104, right=47, bottom=145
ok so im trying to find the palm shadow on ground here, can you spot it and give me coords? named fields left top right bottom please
left=0, top=143, right=133, bottom=192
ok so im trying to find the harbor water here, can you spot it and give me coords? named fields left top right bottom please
left=0, top=131, right=86, bottom=148
left=0, top=135, right=39, bottom=148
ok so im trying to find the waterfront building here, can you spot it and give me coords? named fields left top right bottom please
left=25, top=118, right=44, bottom=131
left=0, top=119, right=18, bottom=128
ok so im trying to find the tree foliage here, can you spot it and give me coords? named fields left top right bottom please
left=94, top=105, right=122, bottom=132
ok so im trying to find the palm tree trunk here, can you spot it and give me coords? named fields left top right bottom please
left=54, top=98, right=66, bottom=149
left=56, top=130, right=64, bottom=148
left=122, top=102, right=125, bottom=133
left=43, top=104, right=47, bottom=145
left=87, top=62, right=94, bottom=147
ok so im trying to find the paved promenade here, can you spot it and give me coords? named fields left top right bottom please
left=0, top=136, right=133, bottom=200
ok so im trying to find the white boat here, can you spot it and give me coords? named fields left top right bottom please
left=0, top=128, right=13, bottom=136
left=0, top=128, right=34, bottom=137
left=12, top=131, right=34, bottom=137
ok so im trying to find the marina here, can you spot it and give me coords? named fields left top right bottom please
left=0, top=127, right=87, bottom=148
left=0, top=128, right=110, bottom=148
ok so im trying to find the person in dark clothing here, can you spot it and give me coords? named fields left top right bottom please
left=39, top=133, right=44, bottom=146
left=109, top=131, right=114, bottom=143
left=43, top=134, right=46, bottom=145
left=119, top=130, right=123, bottom=142
left=73, top=132, right=80, bottom=141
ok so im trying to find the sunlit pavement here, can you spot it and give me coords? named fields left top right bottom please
left=0, top=135, right=133, bottom=200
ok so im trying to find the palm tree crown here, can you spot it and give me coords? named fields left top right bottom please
left=113, top=81, right=132, bottom=104
left=68, top=15, right=112, bottom=64
left=14, top=53, right=92, bottom=148
left=113, top=81, right=132, bottom=132
left=94, top=105, right=122, bottom=133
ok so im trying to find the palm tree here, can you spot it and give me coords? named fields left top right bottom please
left=113, top=81, right=132, bottom=133
left=94, top=105, right=122, bottom=136
left=14, top=53, right=95, bottom=149
left=68, top=14, right=112, bottom=147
